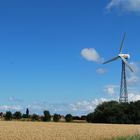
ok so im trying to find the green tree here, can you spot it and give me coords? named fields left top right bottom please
left=13, top=111, right=22, bottom=119
left=65, top=114, right=73, bottom=122
left=22, top=114, right=28, bottom=118
left=86, top=101, right=138, bottom=124
left=53, top=114, right=61, bottom=122
left=31, top=114, right=39, bottom=121
left=26, top=108, right=29, bottom=117
left=130, top=101, right=140, bottom=124
left=81, top=115, right=87, bottom=120
left=86, top=113, right=94, bottom=123
left=92, top=101, right=121, bottom=123
left=43, top=110, right=51, bottom=122
left=5, top=111, right=13, bottom=120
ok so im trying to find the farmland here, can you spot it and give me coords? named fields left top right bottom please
left=0, top=122, right=140, bottom=140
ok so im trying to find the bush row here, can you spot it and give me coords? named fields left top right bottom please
left=2, top=109, right=87, bottom=122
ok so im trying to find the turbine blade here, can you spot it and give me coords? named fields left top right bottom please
left=120, top=56, right=134, bottom=72
left=119, top=33, right=126, bottom=54
left=103, top=56, right=120, bottom=64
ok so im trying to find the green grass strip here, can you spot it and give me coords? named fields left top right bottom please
left=111, top=135, right=140, bottom=140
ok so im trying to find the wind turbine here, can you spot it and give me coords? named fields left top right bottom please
left=103, top=33, right=134, bottom=103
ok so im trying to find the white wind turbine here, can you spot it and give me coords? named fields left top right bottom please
left=103, top=33, right=134, bottom=102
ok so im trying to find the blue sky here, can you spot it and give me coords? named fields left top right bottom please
left=0, top=0, right=140, bottom=115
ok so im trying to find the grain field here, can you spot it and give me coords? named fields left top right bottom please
left=0, top=121, right=140, bottom=140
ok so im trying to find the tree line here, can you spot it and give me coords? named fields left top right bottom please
left=1, top=108, right=87, bottom=122
left=87, top=100, right=140, bottom=124
left=2, top=100, right=140, bottom=124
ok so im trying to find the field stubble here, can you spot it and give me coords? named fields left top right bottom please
left=0, top=121, right=140, bottom=140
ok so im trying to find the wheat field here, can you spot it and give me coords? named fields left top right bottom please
left=0, top=121, right=140, bottom=140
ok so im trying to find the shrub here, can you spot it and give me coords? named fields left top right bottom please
left=53, top=114, right=61, bottom=122
left=26, top=108, right=29, bottom=117
left=43, top=110, right=51, bottom=122
left=5, top=111, right=12, bottom=120
left=65, top=114, right=73, bottom=122
left=0, top=112, right=3, bottom=117
left=13, top=111, right=22, bottom=119
left=72, top=116, right=81, bottom=120
left=81, top=115, right=87, bottom=120
left=31, top=114, right=39, bottom=121
left=22, top=114, right=28, bottom=118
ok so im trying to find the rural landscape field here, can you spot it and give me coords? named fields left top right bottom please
left=0, top=0, right=140, bottom=140
left=0, top=121, right=139, bottom=140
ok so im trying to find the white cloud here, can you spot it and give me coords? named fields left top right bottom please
left=81, top=48, right=103, bottom=63
left=128, top=93, right=140, bottom=101
left=1, top=94, right=140, bottom=115
left=96, top=68, right=107, bottom=74
left=127, top=62, right=139, bottom=85
left=69, top=98, right=108, bottom=114
left=9, top=97, right=24, bottom=103
left=104, top=85, right=119, bottom=95
left=106, top=0, right=140, bottom=13
left=71, top=94, right=140, bottom=113
left=0, top=98, right=109, bottom=115
left=128, top=75, right=139, bottom=85
left=0, top=105, right=22, bottom=111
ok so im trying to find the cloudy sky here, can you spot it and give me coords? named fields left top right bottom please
left=0, top=0, right=140, bottom=115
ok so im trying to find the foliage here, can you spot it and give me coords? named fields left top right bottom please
left=5, top=111, right=13, bottom=120
left=72, top=115, right=87, bottom=121
left=65, top=114, right=73, bottom=122
left=43, top=110, right=51, bottom=122
left=13, top=111, right=22, bottom=119
left=87, top=100, right=140, bottom=124
left=31, top=114, right=39, bottom=121
left=26, top=108, right=29, bottom=117
left=53, top=114, right=61, bottom=122
left=81, top=115, right=87, bottom=120
left=22, top=114, right=28, bottom=118
left=86, top=113, right=94, bottom=123
left=0, top=112, right=3, bottom=117
left=72, top=116, right=81, bottom=120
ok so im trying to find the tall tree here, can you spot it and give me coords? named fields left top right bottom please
left=5, top=111, right=13, bottom=121
left=53, top=114, right=61, bottom=122
left=65, top=114, right=73, bottom=122
left=13, top=111, right=22, bottom=119
left=43, top=110, right=51, bottom=122
left=26, top=108, right=29, bottom=117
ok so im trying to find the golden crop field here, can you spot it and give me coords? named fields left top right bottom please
left=0, top=121, right=140, bottom=140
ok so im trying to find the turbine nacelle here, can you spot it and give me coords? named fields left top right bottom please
left=118, top=54, right=130, bottom=59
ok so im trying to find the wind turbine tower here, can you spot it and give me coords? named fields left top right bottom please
left=103, top=33, right=134, bottom=102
